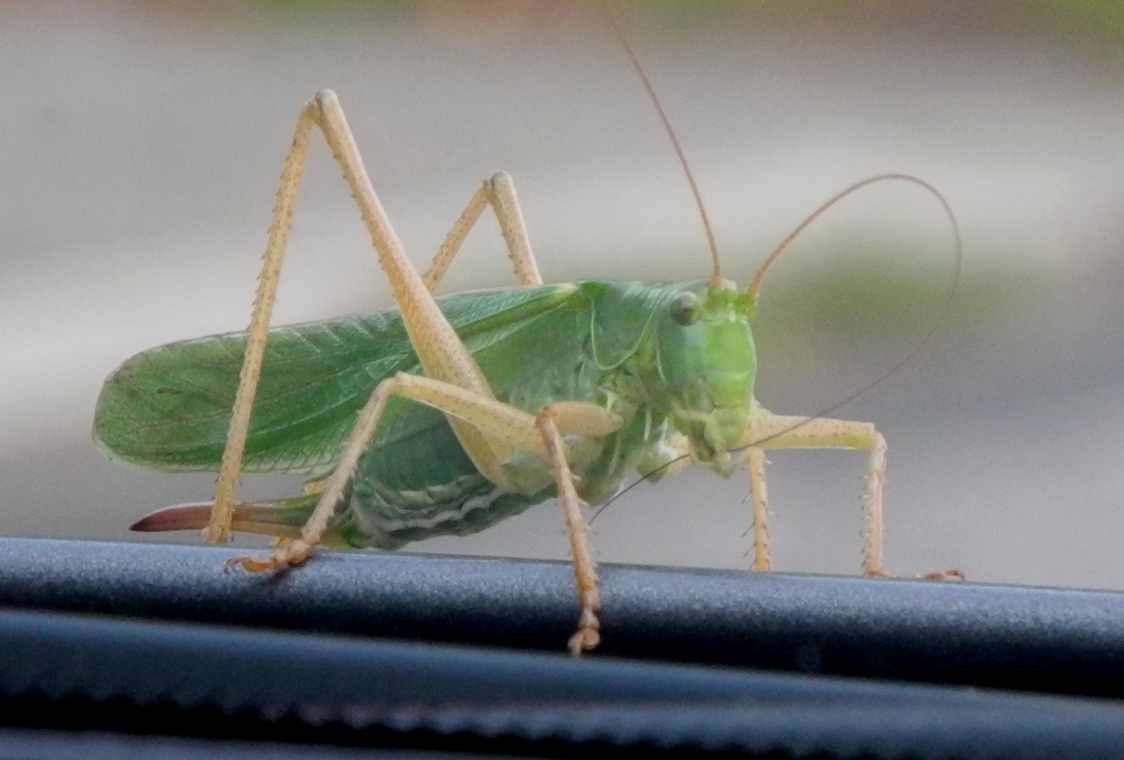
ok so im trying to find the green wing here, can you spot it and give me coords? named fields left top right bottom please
left=93, top=283, right=588, bottom=476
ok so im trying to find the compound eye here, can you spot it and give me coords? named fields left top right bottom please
left=669, top=292, right=699, bottom=326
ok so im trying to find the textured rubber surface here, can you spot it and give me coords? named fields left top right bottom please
left=2, top=607, right=1124, bottom=758
left=3, top=538, right=1124, bottom=694
left=1, top=538, right=1124, bottom=757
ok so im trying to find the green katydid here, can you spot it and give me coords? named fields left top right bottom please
left=92, top=35, right=961, bottom=656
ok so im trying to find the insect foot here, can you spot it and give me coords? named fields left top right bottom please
left=224, top=539, right=317, bottom=573
left=865, top=567, right=965, bottom=581
left=568, top=588, right=602, bottom=657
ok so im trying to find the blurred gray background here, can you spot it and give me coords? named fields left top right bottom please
left=4, top=0, right=1124, bottom=589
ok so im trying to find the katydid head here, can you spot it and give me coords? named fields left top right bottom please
left=587, top=14, right=963, bottom=533
left=653, top=282, right=758, bottom=468
left=606, top=15, right=962, bottom=469
left=606, top=14, right=754, bottom=466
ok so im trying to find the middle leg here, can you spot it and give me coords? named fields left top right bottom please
left=229, top=371, right=621, bottom=655
left=423, top=172, right=543, bottom=291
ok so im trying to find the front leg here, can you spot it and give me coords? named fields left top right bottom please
left=740, top=414, right=962, bottom=580
left=746, top=447, right=770, bottom=571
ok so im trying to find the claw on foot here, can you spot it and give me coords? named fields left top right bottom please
left=223, top=539, right=317, bottom=573
left=224, top=554, right=282, bottom=572
left=865, top=568, right=965, bottom=581
left=568, top=602, right=601, bottom=657
left=568, top=628, right=600, bottom=657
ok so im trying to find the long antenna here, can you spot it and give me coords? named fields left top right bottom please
left=603, top=10, right=723, bottom=287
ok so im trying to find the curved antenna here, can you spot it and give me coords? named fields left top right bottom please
left=749, top=173, right=953, bottom=296
left=603, top=10, right=723, bottom=287
left=592, top=175, right=963, bottom=525
left=747, top=176, right=961, bottom=440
